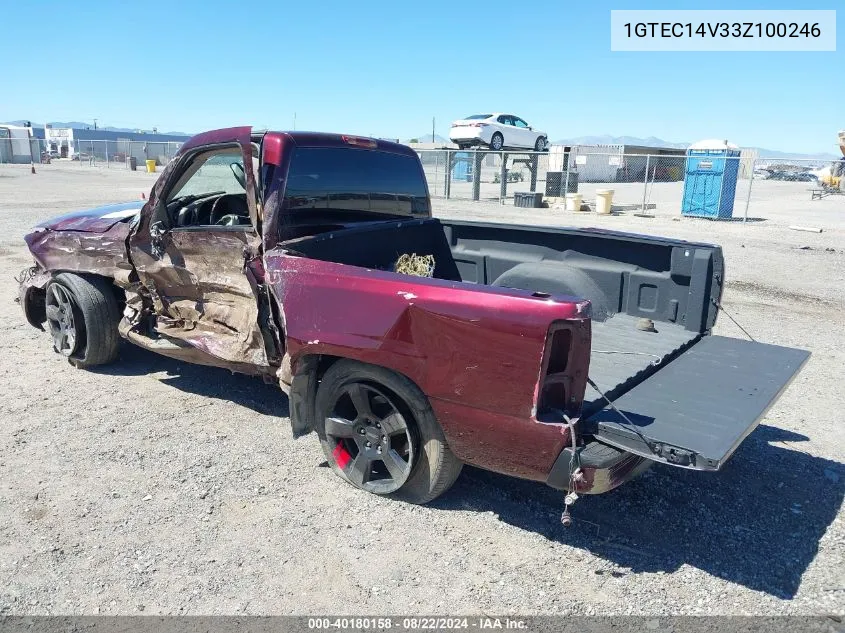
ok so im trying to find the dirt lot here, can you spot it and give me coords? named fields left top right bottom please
left=0, top=163, right=843, bottom=616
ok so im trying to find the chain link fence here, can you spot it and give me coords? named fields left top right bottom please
left=415, top=148, right=845, bottom=221
left=0, top=138, right=184, bottom=169
left=2, top=140, right=842, bottom=219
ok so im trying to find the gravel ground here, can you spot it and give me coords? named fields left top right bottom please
left=0, top=163, right=842, bottom=616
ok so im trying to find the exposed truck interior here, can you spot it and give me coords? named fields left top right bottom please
left=285, top=216, right=809, bottom=471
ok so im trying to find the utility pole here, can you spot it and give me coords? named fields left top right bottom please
left=93, top=118, right=98, bottom=131
left=293, top=112, right=296, bottom=131
left=431, top=117, right=435, bottom=143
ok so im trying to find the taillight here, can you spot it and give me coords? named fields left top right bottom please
left=262, top=133, right=283, bottom=165
left=341, top=135, right=377, bottom=148
left=537, top=328, right=572, bottom=415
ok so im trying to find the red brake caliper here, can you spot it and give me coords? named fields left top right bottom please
left=332, top=442, right=351, bottom=470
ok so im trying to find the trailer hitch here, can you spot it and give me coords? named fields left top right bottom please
left=560, top=468, right=584, bottom=527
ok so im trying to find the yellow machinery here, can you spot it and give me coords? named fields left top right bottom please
left=820, top=130, right=845, bottom=188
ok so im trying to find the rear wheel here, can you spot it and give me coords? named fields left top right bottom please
left=45, top=273, right=120, bottom=368
left=315, top=360, right=463, bottom=504
left=489, top=133, right=504, bottom=151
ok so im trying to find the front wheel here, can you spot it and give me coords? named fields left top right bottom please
left=45, top=273, right=121, bottom=368
left=534, top=136, right=547, bottom=152
left=315, top=360, right=463, bottom=504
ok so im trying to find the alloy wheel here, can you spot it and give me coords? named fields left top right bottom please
left=45, top=283, right=78, bottom=356
left=324, top=383, right=415, bottom=494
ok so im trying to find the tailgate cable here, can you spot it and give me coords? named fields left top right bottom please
left=712, top=298, right=757, bottom=342
left=587, top=377, right=657, bottom=454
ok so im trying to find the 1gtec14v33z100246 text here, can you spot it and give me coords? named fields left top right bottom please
left=622, top=21, right=821, bottom=39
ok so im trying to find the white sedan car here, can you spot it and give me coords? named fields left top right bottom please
left=449, top=113, right=547, bottom=152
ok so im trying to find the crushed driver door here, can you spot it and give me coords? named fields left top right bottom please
left=127, top=127, right=271, bottom=372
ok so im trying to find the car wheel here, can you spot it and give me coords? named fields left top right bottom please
left=315, top=359, right=463, bottom=504
left=45, top=273, right=121, bottom=368
left=489, top=133, right=504, bottom=151
left=534, top=136, right=547, bottom=152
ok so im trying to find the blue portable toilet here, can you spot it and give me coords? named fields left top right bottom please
left=452, top=152, right=472, bottom=182
left=681, top=139, right=741, bottom=219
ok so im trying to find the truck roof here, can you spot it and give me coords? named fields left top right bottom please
left=180, top=127, right=417, bottom=161
left=269, top=131, right=417, bottom=157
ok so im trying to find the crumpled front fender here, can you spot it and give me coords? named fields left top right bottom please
left=15, top=266, right=51, bottom=330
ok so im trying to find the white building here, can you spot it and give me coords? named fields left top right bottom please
left=44, top=126, right=76, bottom=159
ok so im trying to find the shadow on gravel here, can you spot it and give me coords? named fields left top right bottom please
left=433, top=424, right=843, bottom=599
left=90, top=343, right=289, bottom=417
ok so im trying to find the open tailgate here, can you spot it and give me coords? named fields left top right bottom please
left=587, top=336, right=810, bottom=471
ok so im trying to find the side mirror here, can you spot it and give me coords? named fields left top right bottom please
left=230, top=162, right=246, bottom=190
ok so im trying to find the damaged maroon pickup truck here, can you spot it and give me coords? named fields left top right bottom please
left=17, top=127, right=809, bottom=511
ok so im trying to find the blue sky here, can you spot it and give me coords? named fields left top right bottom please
left=1, top=0, right=841, bottom=153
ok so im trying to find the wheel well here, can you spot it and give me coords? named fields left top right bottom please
left=314, top=354, right=342, bottom=383
left=52, top=271, right=126, bottom=310
left=25, top=272, right=125, bottom=329
left=22, top=285, right=46, bottom=327
left=290, top=354, right=427, bottom=438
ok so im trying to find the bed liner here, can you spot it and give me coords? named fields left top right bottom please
left=586, top=314, right=700, bottom=416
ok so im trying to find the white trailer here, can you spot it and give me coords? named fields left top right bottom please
left=0, top=125, right=36, bottom=164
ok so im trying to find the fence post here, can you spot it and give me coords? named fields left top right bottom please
left=529, top=152, right=538, bottom=193
left=472, top=151, right=482, bottom=201
left=432, top=151, right=439, bottom=198
left=444, top=150, right=452, bottom=199
left=641, top=155, right=651, bottom=211
left=499, top=152, right=507, bottom=202
left=564, top=152, right=572, bottom=195
left=743, top=158, right=755, bottom=223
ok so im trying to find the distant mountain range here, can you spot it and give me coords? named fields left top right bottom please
left=5, top=120, right=190, bottom=136
left=408, top=133, right=450, bottom=144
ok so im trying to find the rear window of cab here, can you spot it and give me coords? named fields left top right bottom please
left=283, top=147, right=430, bottom=217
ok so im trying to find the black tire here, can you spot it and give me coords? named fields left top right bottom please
left=534, top=136, right=547, bottom=152
left=489, top=132, right=504, bottom=151
left=45, top=273, right=121, bottom=368
left=315, top=360, right=463, bottom=504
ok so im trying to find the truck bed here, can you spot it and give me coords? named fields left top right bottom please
left=585, top=314, right=700, bottom=416
left=284, top=216, right=809, bottom=471
left=287, top=218, right=724, bottom=416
